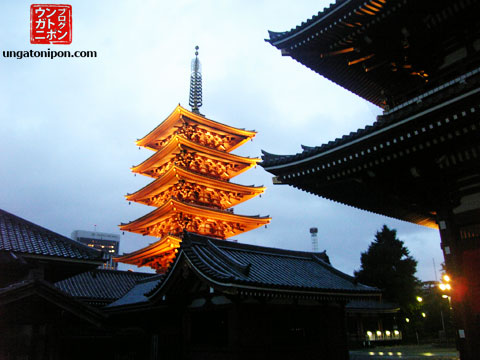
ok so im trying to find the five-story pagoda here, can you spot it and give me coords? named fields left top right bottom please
left=116, top=48, right=270, bottom=272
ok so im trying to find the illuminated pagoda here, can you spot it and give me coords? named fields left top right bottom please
left=117, top=47, right=270, bottom=272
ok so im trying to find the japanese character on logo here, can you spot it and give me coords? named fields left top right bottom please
left=30, top=4, right=72, bottom=45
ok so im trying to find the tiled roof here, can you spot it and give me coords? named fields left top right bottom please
left=0, top=209, right=103, bottom=261
left=267, top=0, right=349, bottom=44
left=56, top=269, right=155, bottom=305
left=108, top=233, right=379, bottom=309
left=182, top=233, right=378, bottom=295
left=107, top=275, right=164, bottom=308
left=261, top=69, right=480, bottom=169
left=0, top=279, right=106, bottom=327
left=346, top=300, right=400, bottom=312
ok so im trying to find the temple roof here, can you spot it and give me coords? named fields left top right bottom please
left=132, top=134, right=260, bottom=179
left=181, top=233, right=377, bottom=294
left=137, top=104, right=256, bottom=152
left=261, top=67, right=480, bottom=228
left=107, top=275, right=165, bottom=308
left=346, top=299, right=400, bottom=313
left=119, top=199, right=271, bottom=239
left=262, top=69, right=480, bottom=170
left=267, top=0, right=480, bottom=108
left=0, top=208, right=103, bottom=263
left=126, top=165, right=266, bottom=208
left=0, top=279, right=106, bottom=327
left=107, top=232, right=380, bottom=310
left=55, top=269, right=155, bottom=306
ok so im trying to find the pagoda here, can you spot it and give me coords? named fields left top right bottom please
left=116, top=47, right=270, bottom=272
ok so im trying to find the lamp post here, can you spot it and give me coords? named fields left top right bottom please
left=438, top=274, right=453, bottom=343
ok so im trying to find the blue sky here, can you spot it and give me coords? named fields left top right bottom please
left=0, top=0, right=443, bottom=280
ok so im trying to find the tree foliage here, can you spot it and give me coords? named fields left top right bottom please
left=354, top=225, right=420, bottom=310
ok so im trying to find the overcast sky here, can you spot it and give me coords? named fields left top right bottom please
left=0, top=0, right=444, bottom=281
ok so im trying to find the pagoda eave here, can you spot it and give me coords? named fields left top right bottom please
left=136, top=105, right=256, bottom=151
left=131, top=135, right=260, bottom=178
left=120, top=199, right=271, bottom=239
left=114, top=235, right=181, bottom=270
left=125, top=165, right=266, bottom=208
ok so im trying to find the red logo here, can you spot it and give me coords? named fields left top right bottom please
left=30, top=4, right=72, bottom=45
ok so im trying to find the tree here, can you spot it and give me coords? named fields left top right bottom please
left=354, top=225, right=420, bottom=311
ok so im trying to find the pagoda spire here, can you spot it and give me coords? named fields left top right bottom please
left=189, top=46, right=202, bottom=114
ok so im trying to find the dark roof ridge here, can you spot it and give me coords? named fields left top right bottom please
left=188, top=233, right=329, bottom=262
left=135, top=273, right=163, bottom=284
left=0, top=278, right=106, bottom=320
left=190, top=245, right=236, bottom=280
left=312, top=254, right=376, bottom=290
left=206, top=240, right=250, bottom=275
left=0, top=208, right=102, bottom=259
left=262, top=70, right=480, bottom=168
left=266, top=0, right=352, bottom=45
left=86, top=268, right=153, bottom=276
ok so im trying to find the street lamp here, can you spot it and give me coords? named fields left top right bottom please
left=438, top=274, right=452, bottom=292
left=438, top=274, right=452, bottom=309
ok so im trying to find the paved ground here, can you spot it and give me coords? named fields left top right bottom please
left=349, top=345, right=459, bottom=360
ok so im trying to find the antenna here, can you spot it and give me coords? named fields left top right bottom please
left=310, top=227, right=318, bottom=252
left=189, top=46, right=203, bottom=114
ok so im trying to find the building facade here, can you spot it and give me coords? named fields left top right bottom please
left=263, top=1, right=480, bottom=359
left=72, top=230, right=120, bottom=270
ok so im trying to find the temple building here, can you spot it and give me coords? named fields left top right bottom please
left=1, top=48, right=394, bottom=360
left=262, top=1, right=480, bottom=359
left=0, top=206, right=384, bottom=360
left=116, top=48, right=270, bottom=272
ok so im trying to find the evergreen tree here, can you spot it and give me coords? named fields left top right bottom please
left=354, top=225, right=420, bottom=311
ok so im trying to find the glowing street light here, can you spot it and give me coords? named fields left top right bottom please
left=416, top=296, right=423, bottom=302
left=439, top=274, right=452, bottom=292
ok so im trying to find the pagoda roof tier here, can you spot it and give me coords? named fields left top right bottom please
left=132, top=135, right=260, bottom=180
left=137, top=104, right=256, bottom=152
left=120, top=199, right=271, bottom=239
left=126, top=165, right=266, bottom=209
left=267, top=0, right=480, bottom=109
left=114, top=235, right=181, bottom=272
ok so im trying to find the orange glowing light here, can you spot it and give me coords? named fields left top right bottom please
left=136, top=105, right=256, bottom=152
left=119, top=104, right=271, bottom=272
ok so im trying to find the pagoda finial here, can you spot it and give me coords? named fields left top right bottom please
left=189, top=46, right=203, bottom=114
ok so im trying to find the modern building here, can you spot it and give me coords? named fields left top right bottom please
left=263, top=1, right=480, bottom=359
left=71, top=230, right=120, bottom=270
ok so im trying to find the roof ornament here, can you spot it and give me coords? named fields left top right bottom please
left=189, top=46, right=203, bottom=114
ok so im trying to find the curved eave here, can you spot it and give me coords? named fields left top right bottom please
left=183, top=251, right=381, bottom=299
left=267, top=0, right=356, bottom=47
left=263, top=85, right=480, bottom=170
left=114, top=235, right=181, bottom=265
left=136, top=104, right=256, bottom=150
left=266, top=0, right=398, bottom=108
left=126, top=166, right=266, bottom=207
left=132, top=135, right=260, bottom=177
left=289, top=182, right=438, bottom=229
left=119, top=199, right=271, bottom=235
